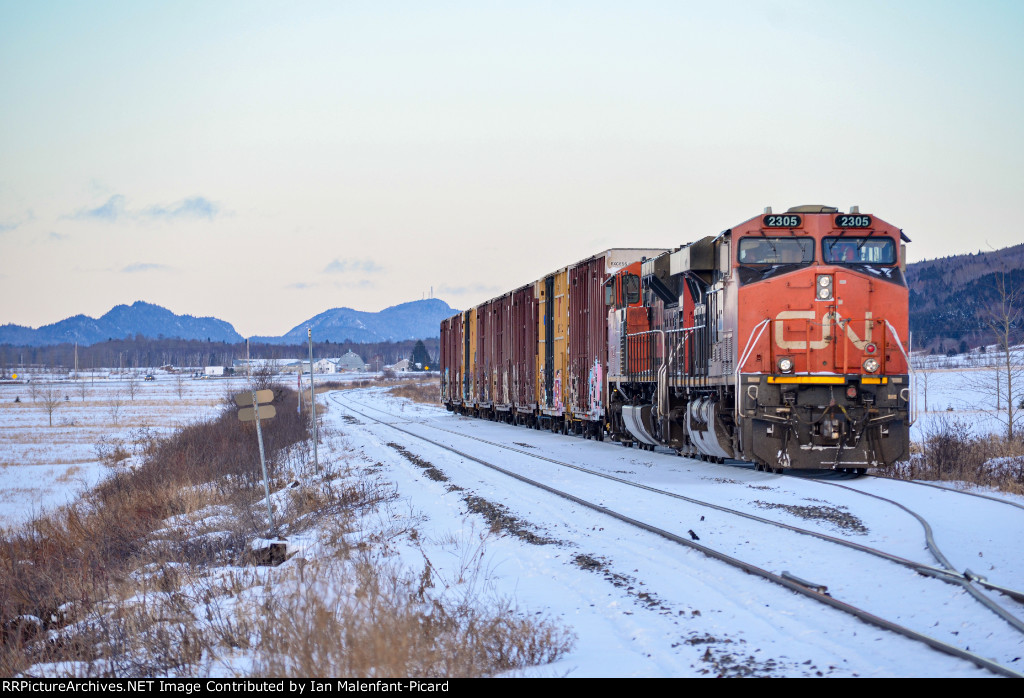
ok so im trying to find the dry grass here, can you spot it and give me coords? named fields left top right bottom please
left=0, top=388, right=309, bottom=676
left=0, top=384, right=575, bottom=678
left=389, top=378, right=441, bottom=406
left=890, top=416, right=1024, bottom=494
left=255, top=557, right=574, bottom=678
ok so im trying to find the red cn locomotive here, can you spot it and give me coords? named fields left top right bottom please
left=440, top=205, right=913, bottom=472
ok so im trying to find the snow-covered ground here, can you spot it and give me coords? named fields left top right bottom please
left=325, top=388, right=1024, bottom=677
left=909, top=358, right=1022, bottom=440
left=0, top=374, right=238, bottom=529
left=3, top=369, right=1023, bottom=677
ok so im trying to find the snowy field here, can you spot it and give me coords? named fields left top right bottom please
left=909, top=361, right=1022, bottom=440
left=0, top=373, right=241, bottom=529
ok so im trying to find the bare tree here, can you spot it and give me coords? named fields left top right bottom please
left=251, top=358, right=281, bottom=391
left=77, top=374, right=89, bottom=401
left=40, top=383, right=61, bottom=426
left=174, top=370, right=186, bottom=399
left=986, top=272, right=1024, bottom=440
left=963, top=271, right=1024, bottom=441
left=28, top=377, right=38, bottom=403
left=126, top=372, right=138, bottom=400
left=109, top=390, right=125, bottom=426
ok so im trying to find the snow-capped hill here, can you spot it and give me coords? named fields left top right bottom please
left=253, top=298, right=457, bottom=345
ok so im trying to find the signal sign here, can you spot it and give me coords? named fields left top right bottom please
left=235, top=389, right=274, bottom=407
left=238, top=404, right=277, bottom=422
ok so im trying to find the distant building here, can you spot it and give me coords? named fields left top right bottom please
left=389, top=359, right=411, bottom=373
left=314, top=358, right=338, bottom=374
left=204, top=366, right=226, bottom=376
left=336, top=350, right=367, bottom=372
left=232, top=358, right=305, bottom=373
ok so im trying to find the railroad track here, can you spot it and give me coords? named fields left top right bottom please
left=330, top=388, right=1024, bottom=678
left=340, top=391, right=1024, bottom=635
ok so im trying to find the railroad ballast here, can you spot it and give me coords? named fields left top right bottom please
left=439, top=205, right=913, bottom=472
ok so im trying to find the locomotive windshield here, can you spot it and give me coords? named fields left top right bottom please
left=822, top=237, right=896, bottom=265
left=738, top=237, right=814, bottom=265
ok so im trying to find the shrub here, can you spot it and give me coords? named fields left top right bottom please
left=890, top=416, right=1024, bottom=494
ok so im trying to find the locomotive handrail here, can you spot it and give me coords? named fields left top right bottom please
left=734, top=319, right=771, bottom=424
left=624, top=329, right=665, bottom=382
left=884, top=320, right=917, bottom=425
left=664, top=326, right=700, bottom=379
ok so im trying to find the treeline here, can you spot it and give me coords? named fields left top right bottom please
left=906, top=244, right=1024, bottom=353
left=0, top=335, right=439, bottom=373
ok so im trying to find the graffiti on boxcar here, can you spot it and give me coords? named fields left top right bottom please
left=553, top=369, right=562, bottom=411
left=588, top=357, right=603, bottom=413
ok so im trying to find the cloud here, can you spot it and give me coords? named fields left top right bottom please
left=286, top=281, right=317, bottom=290
left=121, top=262, right=171, bottom=273
left=323, top=258, right=383, bottom=274
left=48, top=231, right=69, bottom=241
left=1, top=210, right=36, bottom=232
left=68, top=195, right=219, bottom=223
left=72, top=195, right=127, bottom=222
left=142, top=196, right=219, bottom=220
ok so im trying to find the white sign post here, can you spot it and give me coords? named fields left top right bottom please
left=236, top=389, right=277, bottom=536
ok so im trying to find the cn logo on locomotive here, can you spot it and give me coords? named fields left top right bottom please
left=773, top=310, right=875, bottom=351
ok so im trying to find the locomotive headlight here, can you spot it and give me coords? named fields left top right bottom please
left=778, top=357, right=794, bottom=373
left=816, top=275, right=833, bottom=301
left=863, top=357, right=880, bottom=373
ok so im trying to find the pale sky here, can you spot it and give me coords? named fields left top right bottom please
left=2, top=1, right=1022, bottom=337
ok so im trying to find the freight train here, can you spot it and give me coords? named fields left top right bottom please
left=439, top=205, right=914, bottom=472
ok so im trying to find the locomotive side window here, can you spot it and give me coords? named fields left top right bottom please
left=605, top=278, right=617, bottom=306
left=623, top=274, right=640, bottom=305
left=738, top=237, right=814, bottom=265
left=822, top=237, right=896, bottom=265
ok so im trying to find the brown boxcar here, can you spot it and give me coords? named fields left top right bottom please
left=510, top=284, right=538, bottom=413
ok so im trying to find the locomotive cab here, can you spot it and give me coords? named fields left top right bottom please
left=733, top=206, right=911, bottom=470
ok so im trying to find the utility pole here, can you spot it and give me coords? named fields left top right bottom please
left=308, top=327, right=319, bottom=473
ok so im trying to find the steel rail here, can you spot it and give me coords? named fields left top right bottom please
left=804, top=477, right=1024, bottom=635
left=864, top=473, right=1024, bottom=512
left=332, top=390, right=1024, bottom=678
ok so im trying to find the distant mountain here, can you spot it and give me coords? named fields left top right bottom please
left=0, top=298, right=458, bottom=347
left=251, top=299, right=458, bottom=345
left=0, top=301, right=244, bottom=347
left=907, top=243, right=1024, bottom=353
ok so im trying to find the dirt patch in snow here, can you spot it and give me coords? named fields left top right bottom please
left=752, top=500, right=868, bottom=535
left=463, top=495, right=559, bottom=545
left=571, top=553, right=671, bottom=613
left=386, top=442, right=448, bottom=482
